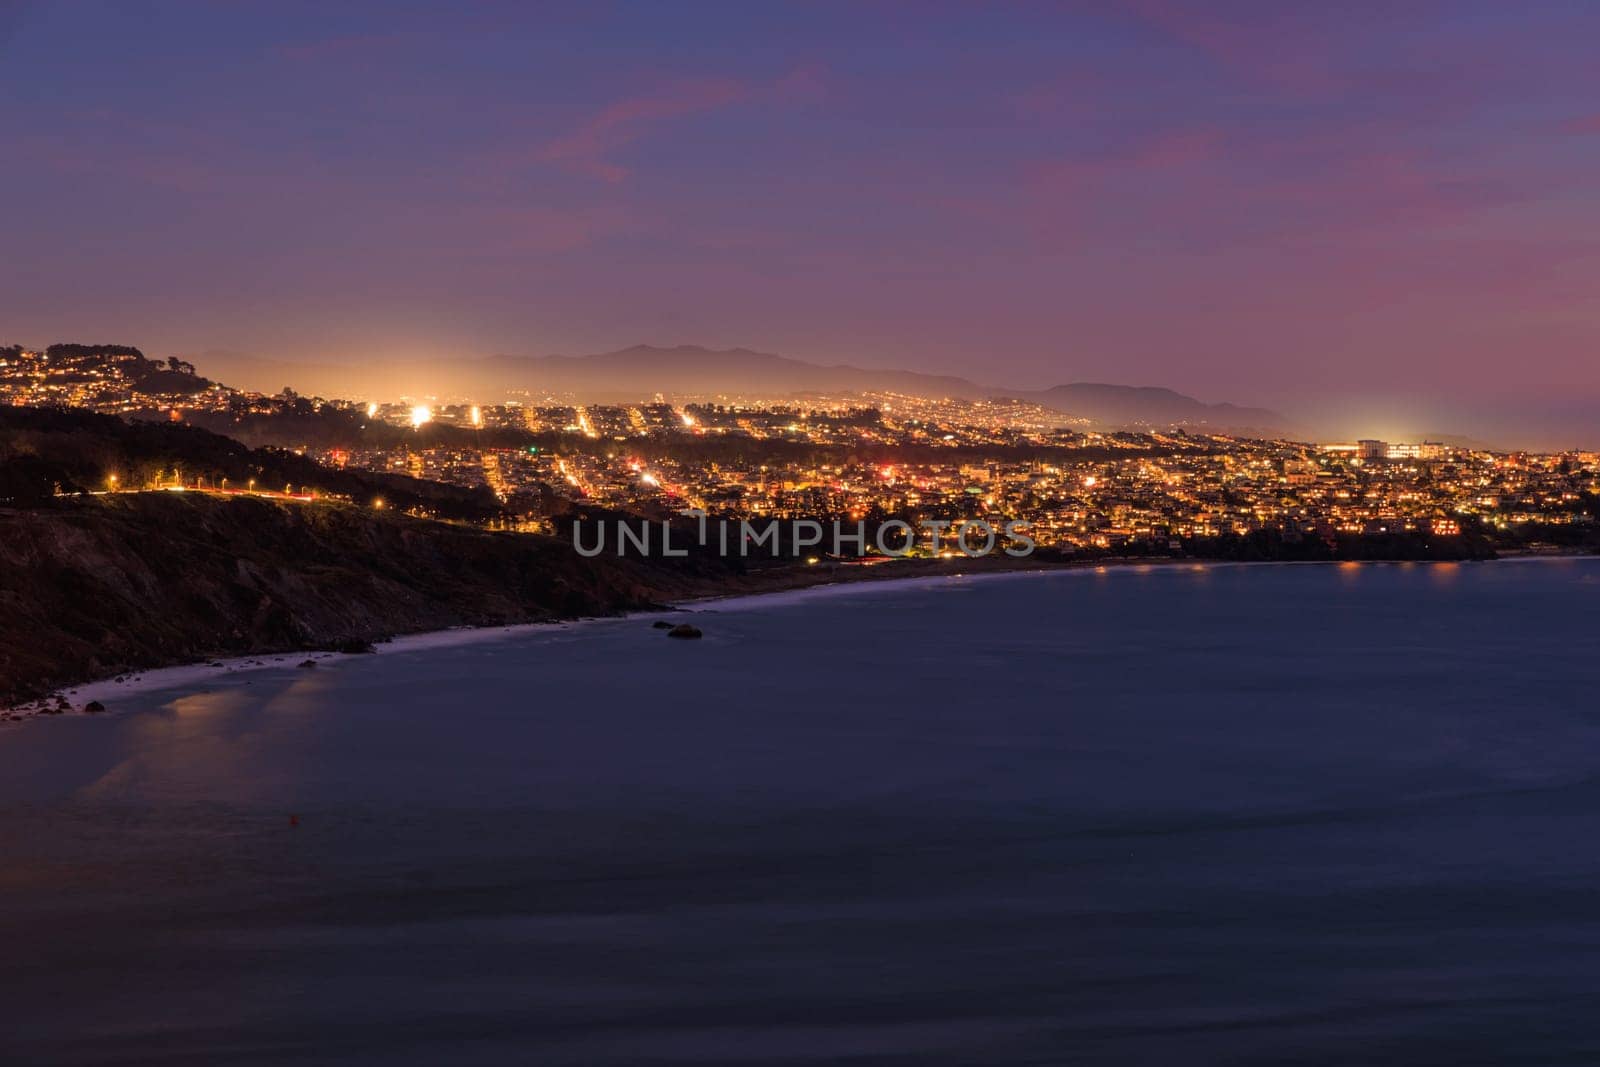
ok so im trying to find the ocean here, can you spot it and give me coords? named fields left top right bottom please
left=2, top=559, right=1599, bottom=1065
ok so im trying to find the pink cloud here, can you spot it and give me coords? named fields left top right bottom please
left=532, top=65, right=826, bottom=184
left=1258, top=150, right=1501, bottom=233
left=1119, top=0, right=1348, bottom=94
left=1131, top=127, right=1225, bottom=167
left=538, top=78, right=751, bottom=184
left=273, top=32, right=413, bottom=65
left=1011, top=73, right=1107, bottom=121
left=774, top=63, right=830, bottom=104
left=480, top=205, right=629, bottom=256
left=1562, top=114, right=1600, bottom=134
left=1021, top=117, right=1519, bottom=256
left=1029, top=126, right=1225, bottom=191
left=23, top=129, right=224, bottom=193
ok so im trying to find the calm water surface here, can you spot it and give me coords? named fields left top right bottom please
left=3, top=560, right=1599, bottom=1065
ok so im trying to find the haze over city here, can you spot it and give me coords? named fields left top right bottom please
left=3, top=1, right=1599, bottom=446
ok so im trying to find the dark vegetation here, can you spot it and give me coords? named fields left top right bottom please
left=0, top=492, right=735, bottom=706
left=46, top=343, right=213, bottom=394
left=0, top=405, right=500, bottom=519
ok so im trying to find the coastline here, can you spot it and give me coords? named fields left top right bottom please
left=8, top=552, right=1593, bottom=725
left=37, top=620, right=590, bottom=721
left=4, top=556, right=1063, bottom=723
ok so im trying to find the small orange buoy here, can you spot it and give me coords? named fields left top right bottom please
left=288, top=814, right=300, bottom=828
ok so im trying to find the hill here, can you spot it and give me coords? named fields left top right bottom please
left=0, top=493, right=730, bottom=706
left=1028, top=384, right=1287, bottom=434
left=196, top=344, right=1290, bottom=434
left=0, top=404, right=500, bottom=518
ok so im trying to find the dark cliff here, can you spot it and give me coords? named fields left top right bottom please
left=0, top=494, right=731, bottom=706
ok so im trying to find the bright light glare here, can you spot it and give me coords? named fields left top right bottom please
left=410, top=405, right=432, bottom=428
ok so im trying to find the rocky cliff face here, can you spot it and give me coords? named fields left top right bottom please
left=0, top=494, right=725, bottom=705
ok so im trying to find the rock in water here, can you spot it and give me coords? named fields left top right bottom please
left=297, top=659, right=318, bottom=669
left=651, top=620, right=675, bottom=629
left=666, top=623, right=703, bottom=640
left=84, top=700, right=106, bottom=713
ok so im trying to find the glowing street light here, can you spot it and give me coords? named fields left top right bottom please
left=410, top=405, right=432, bottom=429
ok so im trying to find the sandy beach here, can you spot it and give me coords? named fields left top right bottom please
left=9, top=553, right=1591, bottom=724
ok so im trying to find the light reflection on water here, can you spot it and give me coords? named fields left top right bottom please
left=1, top=559, right=1599, bottom=1065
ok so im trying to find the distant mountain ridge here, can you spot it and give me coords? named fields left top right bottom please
left=193, top=344, right=1292, bottom=434
left=1030, top=383, right=1287, bottom=434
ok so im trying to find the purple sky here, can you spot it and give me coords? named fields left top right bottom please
left=3, top=1, right=1599, bottom=444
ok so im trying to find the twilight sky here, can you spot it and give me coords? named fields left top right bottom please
left=3, top=1, right=1599, bottom=444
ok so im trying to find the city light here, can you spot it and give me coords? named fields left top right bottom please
left=4, top=345, right=1596, bottom=558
